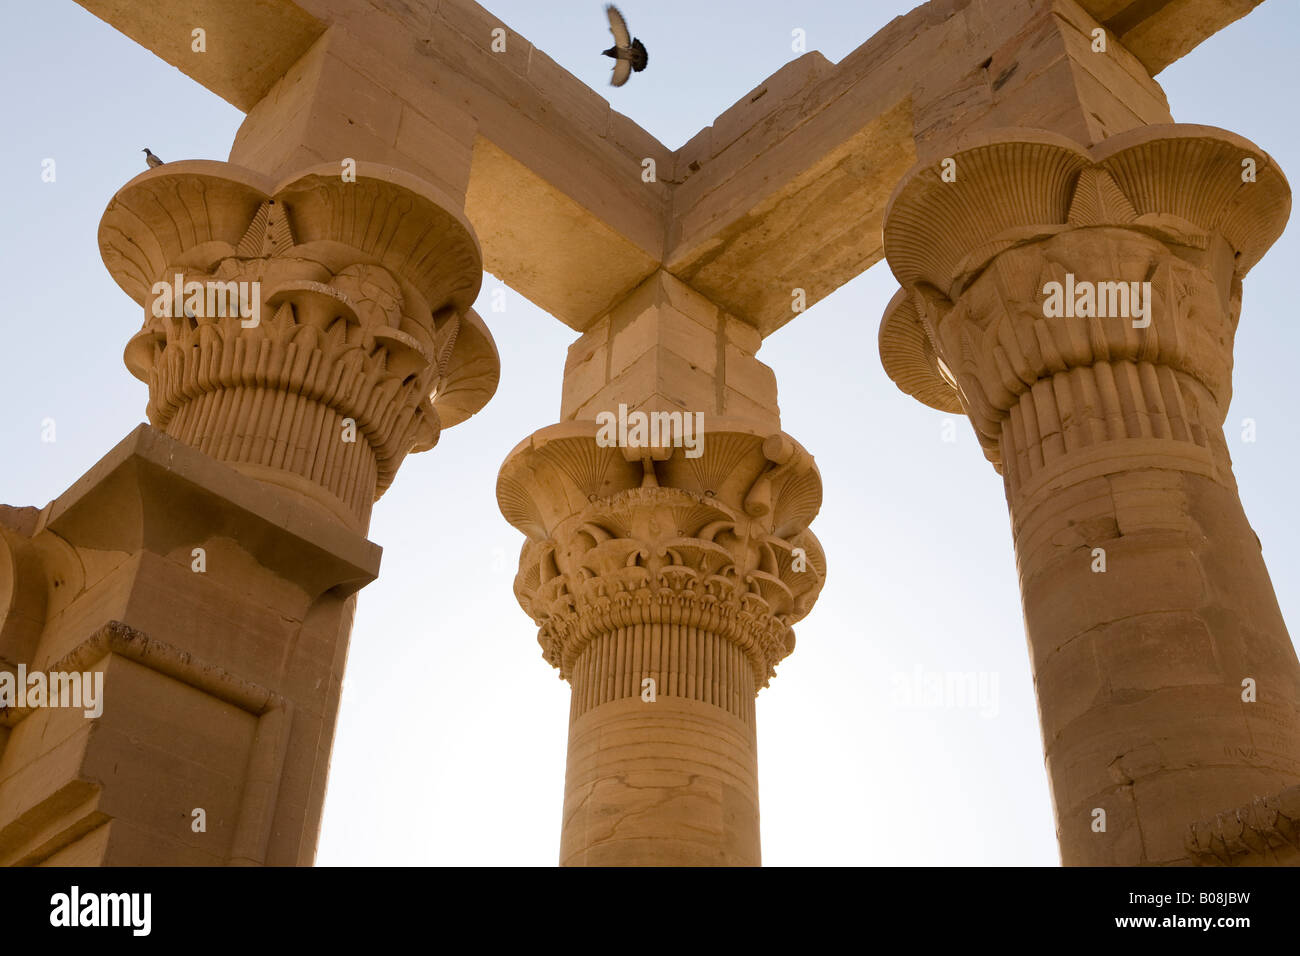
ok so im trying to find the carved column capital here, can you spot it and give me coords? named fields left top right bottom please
left=879, top=125, right=1289, bottom=494
left=99, top=160, right=499, bottom=529
left=497, top=421, right=825, bottom=701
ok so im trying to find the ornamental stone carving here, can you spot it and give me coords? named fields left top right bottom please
left=498, top=422, right=825, bottom=717
left=879, top=125, right=1288, bottom=495
left=99, top=161, right=500, bottom=528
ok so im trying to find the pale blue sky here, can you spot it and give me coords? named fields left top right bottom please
left=1, top=0, right=1296, bottom=865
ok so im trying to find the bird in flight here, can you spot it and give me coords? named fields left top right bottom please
left=142, top=148, right=164, bottom=169
left=602, top=5, right=647, bottom=87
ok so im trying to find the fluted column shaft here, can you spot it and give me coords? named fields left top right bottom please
left=564, top=623, right=760, bottom=866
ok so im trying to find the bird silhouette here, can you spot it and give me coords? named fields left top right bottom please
left=602, top=5, right=647, bottom=87
left=142, top=148, right=164, bottom=169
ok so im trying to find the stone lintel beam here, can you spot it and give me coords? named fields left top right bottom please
left=74, top=0, right=1261, bottom=337
left=667, top=0, right=1188, bottom=337
left=1092, top=0, right=1264, bottom=76
left=81, top=0, right=672, bottom=331
left=225, top=13, right=670, bottom=331
left=74, top=0, right=327, bottom=112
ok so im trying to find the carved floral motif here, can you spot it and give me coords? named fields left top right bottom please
left=499, top=425, right=825, bottom=692
left=99, top=162, right=500, bottom=526
left=879, top=126, right=1288, bottom=488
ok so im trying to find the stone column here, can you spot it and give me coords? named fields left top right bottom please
left=879, top=125, right=1300, bottom=865
left=498, top=272, right=824, bottom=865
left=0, top=160, right=497, bottom=865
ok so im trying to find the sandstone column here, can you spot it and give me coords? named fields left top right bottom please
left=0, top=160, right=497, bottom=864
left=879, top=125, right=1300, bottom=865
left=498, top=272, right=824, bottom=865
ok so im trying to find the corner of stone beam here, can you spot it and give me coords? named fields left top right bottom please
left=38, top=424, right=382, bottom=602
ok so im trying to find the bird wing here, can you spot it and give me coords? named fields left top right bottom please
left=606, top=4, right=631, bottom=48
left=610, top=56, right=632, bottom=87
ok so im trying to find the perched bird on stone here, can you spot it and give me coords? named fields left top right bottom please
left=602, top=5, right=647, bottom=87
left=142, top=148, right=164, bottom=169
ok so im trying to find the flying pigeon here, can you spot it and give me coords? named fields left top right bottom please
left=602, top=5, right=647, bottom=88
left=143, top=148, right=164, bottom=169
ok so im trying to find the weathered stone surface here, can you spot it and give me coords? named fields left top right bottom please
left=6, top=0, right=1282, bottom=868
